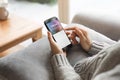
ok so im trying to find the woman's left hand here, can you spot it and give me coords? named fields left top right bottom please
left=47, top=32, right=65, bottom=55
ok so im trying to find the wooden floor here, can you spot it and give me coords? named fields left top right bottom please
left=0, top=45, right=24, bottom=58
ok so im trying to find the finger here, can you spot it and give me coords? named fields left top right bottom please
left=65, top=26, right=88, bottom=36
left=71, top=32, right=79, bottom=44
left=64, top=26, right=77, bottom=30
left=65, top=31, right=71, bottom=35
left=71, top=37, right=79, bottom=45
left=65, top=27, right=87, bottom=39
left=47, top=32, right=55, bottom=44
left=79, top=28, right=88, bottom=36
left=74, top=29, right=86, bottom=39
left=69, top=32, right=78, bottom=45
left=78, top=29, right=87, bottom=40
left=79, top=29, right=91, bottom=41
left=69, top=36, right=78, bottom=45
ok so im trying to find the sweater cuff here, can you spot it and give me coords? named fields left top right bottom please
left=88, top=41, right=108, bottom=56
left=51, top=54, right=71, bottom=67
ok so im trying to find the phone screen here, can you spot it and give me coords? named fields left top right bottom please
left=44, top=17, right=71, bottom=48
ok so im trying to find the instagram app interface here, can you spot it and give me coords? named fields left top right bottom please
left=46, top=18, right=62, bottom=34
left=46, top=18, right=71, bottom=48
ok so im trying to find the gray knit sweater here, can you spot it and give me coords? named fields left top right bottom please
left=51, top=41, right=120, bottom=80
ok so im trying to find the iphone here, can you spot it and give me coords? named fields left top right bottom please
left=44, top=17, right=71, bottom=48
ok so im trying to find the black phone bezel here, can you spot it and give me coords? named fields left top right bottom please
left=44, top=17, right=72, bottom=48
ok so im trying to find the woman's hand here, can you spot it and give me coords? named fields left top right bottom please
left=47, top=32, right=65, bottom=55
left=65, top=26, right=92, bottom=51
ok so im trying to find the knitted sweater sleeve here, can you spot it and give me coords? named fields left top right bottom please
left=51, top=54, right=82, bottom=80
left=88, top=41, right=110, bottom=56
left=51, top=41, right=109, bottom=80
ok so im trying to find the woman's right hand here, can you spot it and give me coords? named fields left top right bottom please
left=65, top=26, right=92, bottom=52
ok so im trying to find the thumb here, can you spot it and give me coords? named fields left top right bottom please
left=47, top=31, right=54, bottom=43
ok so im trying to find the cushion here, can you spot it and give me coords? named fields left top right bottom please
left=0, top=37, right=54, bottom=80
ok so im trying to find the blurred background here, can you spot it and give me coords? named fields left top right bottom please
left=8, top=0, right=120, bottom=46
left=8, top=0, right=120, bottom=23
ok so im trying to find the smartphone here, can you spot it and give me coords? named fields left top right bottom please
left=44, top=17, right=71, bottom=48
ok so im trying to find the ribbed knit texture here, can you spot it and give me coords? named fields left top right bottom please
left=51, top=54, right=81, bottom=80
left=88, top=41, right=110, bottom=56
left=51, top=41, right=120, bottom=80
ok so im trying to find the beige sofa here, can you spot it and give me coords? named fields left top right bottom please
left=0, top=15, right=118, bottom=80
left=72, top=13, right=120, bottom=41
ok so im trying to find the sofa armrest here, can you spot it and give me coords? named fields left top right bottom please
left=72, top=13, right=120, bottom=41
